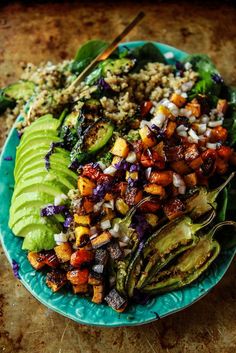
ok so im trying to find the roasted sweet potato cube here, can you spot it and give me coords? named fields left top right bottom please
left=170, top=93, right=186, bottom=107
left=184, top=144, right=199, bottom=162
left=54, top=243, right=73, bottom=263
left=144, top=184, right=166, bottom=198
left=73, top=283, right=89, bottom=294
left=189, top=156, right=203, bottom=170
left=186, top=98, right=201, bottom=117
left=149, top=171, right=173, bottom=186
left=210, top=126, right=228, bottom=143
left=82, top=198, right=94, bottom=214
left=88, top=272, right=103, bottom=285
left=216, top=99, right=228, bottom=114
left=78, top=176, right=95, bottom=196
left=74, top=214, right=91, bottom=225
left=163, top=198, right=185, bottom=220
left=184, top=173, right=197, bottom=187
left=70, top=249, right=94, bottom=267
left=46, top=270, right=67, bottom=292
left=67, top=269, right=89, bottom=285
left=91, top=231, right=112, bottom=249
left=75, top=226, right=91, bottom=247
left=111, top=137, right=129, bottom=158
left=92, top=285, right=104, bottom=304
left=170, top=160, right=191, bottom=175
left=165, top=121, right=177, bottom=139
left=139, top=125, right=156, bottom=147
left=27, top=252, right=45, bottom=270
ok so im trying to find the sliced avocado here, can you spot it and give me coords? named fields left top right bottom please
left=17, top=169, right=76, bottom=191
left=15, top=137, right=62, bottom=169
left=14, top=147, right=71, bottom=179
left=22, top=226, right=57, bottom=251
left=12, top=214, right=61, bottom=237
left=17, top=133, right=59, bottom=155
left=9, top=206, right=64, bottom=230
left=102, top=58, right=135, bottom=76
left=4, top=80, right=35, bottom=101
left=12, top=176, right=69, bottom=201
left=15, top=156, right=77, bottom=184
left=21, top=126, right=59, bottom=143
left=9, top=194, right=54, bottom=216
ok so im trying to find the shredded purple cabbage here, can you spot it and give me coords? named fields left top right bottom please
left=114, top=160, right=129, bottom=171
left=211, top=73, right=224, bottom=84
left=3, top=156, right=13, bottom=161
left=130, top=164, right=140, bottom=172
left=45, top=141, right=64, bottom=171
left=132, top=214, right=151, bottom=241
left=40, top=204, right=67, bottom=217
left=63, top=215, right=73, bottom=228
left=97, top=78, right=114, bottom=93
left=12, top=260, right=20, bottom=279
left=127, top=177, right=138, bottom=187
left=93, top=181, right=112, bottom=202
left=133, top=289, right=150, bottom=305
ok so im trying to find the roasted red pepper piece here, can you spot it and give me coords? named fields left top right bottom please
left=141, top=149, right=165, bottom=169
left=210, top=126, right=228, bottom=143
left=140, top=101, right=153, bottom=117
left=70, top=249, right=94, bottom=267
left=199, top=149, right=217, bottom=177
left=163, top=198, right=185, bottom=220
left=217, top=146, right=233, bottom=161
left=82, top=163, right=102, bottom=181
left=67, top=268, right=89, bottom=285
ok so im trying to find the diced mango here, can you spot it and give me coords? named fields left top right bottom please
left=54, top=243, right=73, bottom=263
left=139, top=125, right=156, bottom=148
left=110, top=137, right=129, bottom=158
left=115, top=198, right=130, bottom=215
left=74, top=214, right=91, bottom=225
left=144, top=184, right=166, bottom=198
left=170, top=93, right=186, bottom=107
left=78, top=176, right=95, bottom=196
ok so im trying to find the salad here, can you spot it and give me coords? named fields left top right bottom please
left=3, top=40, right=236, bottom=312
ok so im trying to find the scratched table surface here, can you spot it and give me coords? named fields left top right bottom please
left=0, top=1, right=236, bottom=352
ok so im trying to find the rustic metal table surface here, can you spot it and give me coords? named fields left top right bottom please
left=0, top=1, right=236, bottom=352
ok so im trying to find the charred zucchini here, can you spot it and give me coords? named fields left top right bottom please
left=70, top=118, right=114, bottom=163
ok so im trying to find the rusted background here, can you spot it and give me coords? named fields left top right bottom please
left=0, top=1, right=236, bottom=352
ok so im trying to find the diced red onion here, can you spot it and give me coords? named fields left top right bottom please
left=103, top=165, right=117, bottom=175
left=54, top=232, right=69, bottom=244
left=93, top=201, right=104, bottom=212
left=151, top=112, right=166, bottom=128
left=208, top=120, right=223, bottom=127
left=178, top=131, right=188, bottom=137
left=188, top=128, right=199, bottom=143
left=206, top=142, right=218, bottom=150
left=145, top=167, right=152, bottom=180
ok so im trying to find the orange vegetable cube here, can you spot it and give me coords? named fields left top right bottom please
left=110, top=137, right=129, bottom=158
left=170, top=93, right=186, bottom=107
left=78, top=176, right=95, bottom=196
left=139, top=125, right=156, bottom=148
left=144, top=184, right=166, bottom=198
left=216, top=99, right=228, bottom=114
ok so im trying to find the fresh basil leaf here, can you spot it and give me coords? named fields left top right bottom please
left=75, top=39, right=108, bottom=62
left=129, top=43, right=166, bottom=72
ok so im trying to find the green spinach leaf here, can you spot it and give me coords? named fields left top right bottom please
left=130, top=42, right=166, bottom=72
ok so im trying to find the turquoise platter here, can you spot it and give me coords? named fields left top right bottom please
left=0, top=41, right=235, bottom=326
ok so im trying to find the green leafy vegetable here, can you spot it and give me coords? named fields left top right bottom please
left=129, top=42, right=166, bottom=73
left=183, top=54, right=222, bottom=100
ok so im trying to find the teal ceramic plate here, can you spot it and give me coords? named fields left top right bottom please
left=0, top=41, right=235, bottom=327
